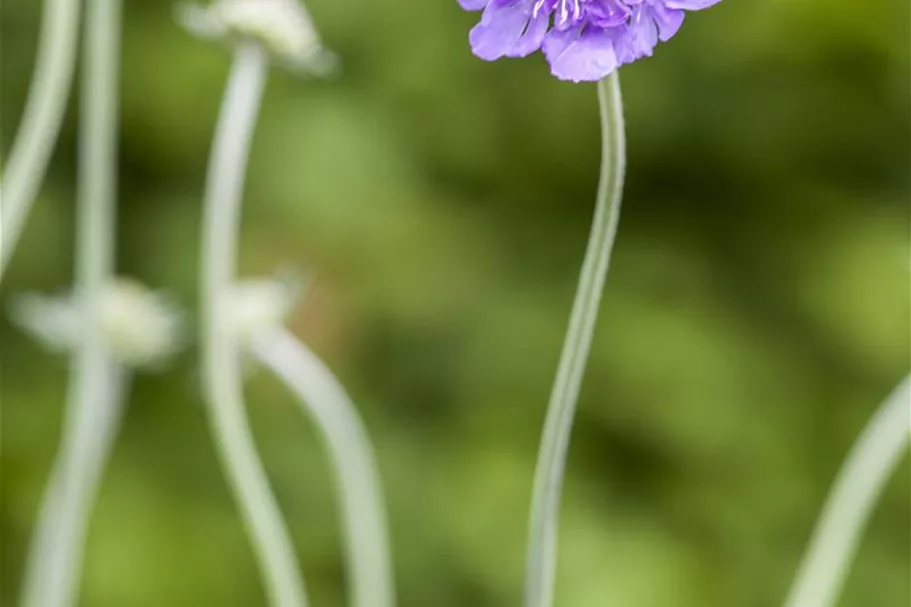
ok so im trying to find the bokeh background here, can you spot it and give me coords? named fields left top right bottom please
left=2, top=0, right=909, bottom=605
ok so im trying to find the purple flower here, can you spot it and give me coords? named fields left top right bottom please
left=460, top=0, right=722, bottom=82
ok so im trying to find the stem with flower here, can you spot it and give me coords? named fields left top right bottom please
left=782, top=375, right=911, bottom=607
left=18, top=0, right=122, bottom=604
left=0, top=0, right=81, bottom=282
left=524, top=73, right=626, bottom=607
left=200, top=42, right=308, bottom=607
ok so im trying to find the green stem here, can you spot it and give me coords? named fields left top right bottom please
left=0, top=0, right=81, bottom=282
left=523, top=73, right=626, bottom=607
left=20, top=367, right=128, bottom=607
left=251, top=326, right=396, bottom=607
left=20, top=2, right=122, bottom=601
left=782, top=375, right=910, bottom=607
left=201, top=44, right=308, bottom=607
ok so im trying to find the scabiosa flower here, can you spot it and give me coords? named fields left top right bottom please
left=460, top=0, right=722, bottom=81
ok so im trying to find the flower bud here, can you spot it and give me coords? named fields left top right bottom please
left=11, top=278, right=185, bottom=369
left=178, top=0, right=337, bottom=75
left=230, top=274, right=301, bottom=343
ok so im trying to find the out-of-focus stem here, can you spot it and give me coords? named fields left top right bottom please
left=19, top=1, right=122, bottom=604
left=200, top=43, right=308, bottom=607
left=782, top=376, right=910, bottom=607
left=20, top=367, right=129, bottom=607
left=1, top=0, right=81, bottom=282
left=251, top=326, right=396, bottom=607
left=523, top=73, right=626, bottom=607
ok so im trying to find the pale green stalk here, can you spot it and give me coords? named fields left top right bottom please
left=251, top=326, right=396, bottom=607
left=782, top=375, right=910, bottom=607
left=19, top=1, right=121, bottom=604
left=201, top=43, right=307, bottom=607
left=524, top=73, right=626, bottom=607
left=20, top=367, right=128, bottom=607
left=1, top=0, right=81, bottom=282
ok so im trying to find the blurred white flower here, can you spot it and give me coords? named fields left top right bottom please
left=10, top=278, right=185, bottom=368
left=230, top=274, right=302, bottom=343
left=177, top=0, right=337, bottom=75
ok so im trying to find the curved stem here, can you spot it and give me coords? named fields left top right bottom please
left=782, top=375, right=910, bottom=607
left=201, top=44, right=307, bottom=607
left=0, top=0, right=81, bottom=282
left=20, top=367, right=129, bottom=607
left=523, top=73, right=626, bottom=607
left=19, top=2, right=122, bottom=604
left=251, top=326, right=396, bottom=607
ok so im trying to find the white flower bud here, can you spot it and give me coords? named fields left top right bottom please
left=10, top=278, right=185, bottom=369
left=177, top=0, right=337, bottom=75
left=230, top=275, right=301, bottom=343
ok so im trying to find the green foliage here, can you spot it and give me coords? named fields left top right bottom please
left=1, top=0, right=908, bottom=604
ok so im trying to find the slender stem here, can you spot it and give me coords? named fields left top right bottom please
left=782, top=376, right=910, bottom=607
left=201, top=44, right=308, bottom=607
left=0, top=0, right=81, bottom=282
left=74, top=0, right=118, bottom=297
left=523, top=73, right=626, bottom=607
left=251, top=326, right=396, bottom=607
left=19, top=2, right=122, bottom=604
left=20, top=367, right=129, bottom=607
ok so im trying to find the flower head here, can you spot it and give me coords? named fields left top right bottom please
left=231, top=276, right=301, bottom=343
left=178, top=0, right=337, bottom=75
left=10, top=278, right=185, bottom=369
left=460, top=0, right=722, bottom=82
left=228, top=267, right=308, bottom=344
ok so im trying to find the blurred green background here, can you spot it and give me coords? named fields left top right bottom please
left=2, top=0, right=909, bottom=605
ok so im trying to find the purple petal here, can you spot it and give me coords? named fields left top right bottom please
left=664, top=0, right=722, bottom=10
left=542, top=26, right=619, bottom=82
left=507, top=9, right=552, bottom=57
left=586, top=0, right=632, bottom=27
left=650, top=3, right=684, bottom=41
left=603, top=6, right=657, bottom=66
left=459, top=0, right=489, bottom=10
left=554, top=0, right=584, bottom=28
left=470, top=1, right=532, bottom=60
left=532, top=0, right=557, bottom=18
left=470, top=0, right=552, bottom=60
